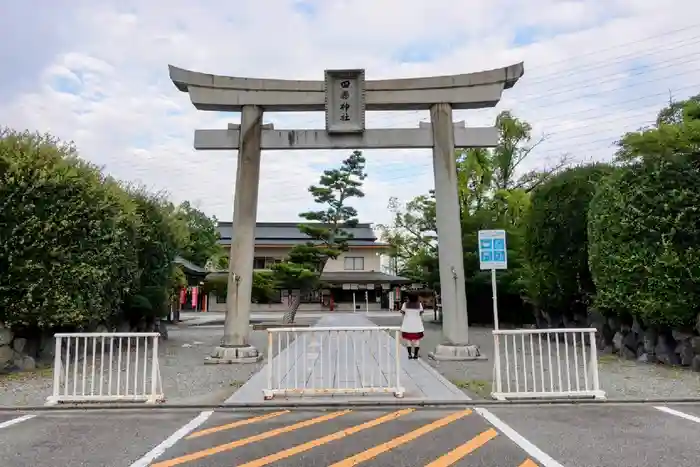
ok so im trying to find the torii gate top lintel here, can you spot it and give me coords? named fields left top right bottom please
left=168, top=62, right=524, bottom=112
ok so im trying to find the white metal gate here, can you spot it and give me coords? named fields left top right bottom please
left=264, top=326, right=405, bottom=400
left=46, top=332, right=164, bottom=405
left=492, top=328, right=606, bottom=401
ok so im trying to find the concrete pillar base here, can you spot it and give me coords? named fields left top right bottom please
left=428, top=343, right=487, bottom=361
left=205, top=345, right=263, bottom=364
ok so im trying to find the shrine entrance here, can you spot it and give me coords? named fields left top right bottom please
left=169, top=63, right=524, bottom=363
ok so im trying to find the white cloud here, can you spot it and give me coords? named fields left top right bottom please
left=1, top=0, right=699, bottom=225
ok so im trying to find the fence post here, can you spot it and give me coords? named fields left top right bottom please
left=493, top=333, right=503, bottom=397
left=589, top=330, right=602, bottom=395
left=48, top=336, right=62, bottom=405
left=264, top=331, right=274, bottom=400
left=394, top=329, right=402, bottom=396
left=150, top=335, right=159, bottom=403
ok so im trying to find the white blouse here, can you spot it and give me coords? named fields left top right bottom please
left=400, top=303, right=425, bottom=333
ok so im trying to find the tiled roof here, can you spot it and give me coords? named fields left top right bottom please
left=204, top=270, right=411, bottom=284
left=217, top=222, right=388, bottom=247
left=173, top=256, right=208, bottom=275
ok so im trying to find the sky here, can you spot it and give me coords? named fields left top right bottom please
left=1, top=0, right=699, bottom=226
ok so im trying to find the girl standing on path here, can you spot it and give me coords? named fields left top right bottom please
left=400, top=293, right=424, bottom=359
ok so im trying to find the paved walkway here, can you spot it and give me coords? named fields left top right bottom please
left=227, top=313, right=468, bottom=403
left=179, top=310, right=403, bottom=327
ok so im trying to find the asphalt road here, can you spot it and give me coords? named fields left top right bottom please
left=0, top=404, right=698, bottom=466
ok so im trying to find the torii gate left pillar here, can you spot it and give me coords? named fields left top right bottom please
left=211, top=106, right=265, bottom=363
left=169, top=63, right=524, bottom=364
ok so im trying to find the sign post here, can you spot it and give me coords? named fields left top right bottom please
left=478, top=229, right=508, bottom=329
left=478, top=229, right=507, bottom=396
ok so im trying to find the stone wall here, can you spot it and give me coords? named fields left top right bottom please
left=537, top=309, right=700, bottom=372
left=0, top=319, right=168, bottom=374
left=0, top=324, right=49, bottom=372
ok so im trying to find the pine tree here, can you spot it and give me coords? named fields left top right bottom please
left=272, top=151, right=367, bottom=323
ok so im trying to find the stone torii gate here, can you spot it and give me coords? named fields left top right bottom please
left=169, top=63, right=524, bottom=364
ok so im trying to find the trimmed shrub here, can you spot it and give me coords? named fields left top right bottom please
left=588, top=155, right=700, bottom=327
left=0, top=130, right=140, bottom=329
left=523, top=163, right=612, bottom=315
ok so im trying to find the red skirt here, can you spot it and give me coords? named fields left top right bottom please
left=401, top=332, right=424, bottom=340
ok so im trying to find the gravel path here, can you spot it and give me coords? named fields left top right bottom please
left=369, top=315, right=700, bottom=400
left=0, top=321, right=307, bottom=407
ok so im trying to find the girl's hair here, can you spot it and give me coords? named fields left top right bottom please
left=405, top=292, right=420, bottom=309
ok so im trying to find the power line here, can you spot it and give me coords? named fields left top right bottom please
left=518, top=82, right=700, bottom=121
left=255, top=95, right=692, bottom=204
left=533, top=122, right=656, bottom=156
left=341, top=49, right=700, bottom=128
left=523, top=34, right=700, bottom=85
left=520, top=22, right=700, bottom=74
left=517, top=54, right=700, bottom=102
left=255, top=96, right=688, bottom=205
left=257, top=82, right=696, bottom=194
left=248, top=26, right=700, bottom=206
left=268, top=31, right=700, bottom=128
left=280, top=44, right=700, bottom=131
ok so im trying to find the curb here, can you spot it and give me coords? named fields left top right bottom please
left=2, top=398, right=700, bottom=413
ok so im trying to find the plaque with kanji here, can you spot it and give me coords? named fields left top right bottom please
left=324, top=69, right=366, bottom=133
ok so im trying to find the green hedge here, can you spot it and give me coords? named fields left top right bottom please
left=0, top=130, right=140, bottom=329
left=121, top=189, right=188, bottom=322
left=522, top=164, right=612, bottom=315
left=588, top=156, right=700, bottom=327
left=0, top=129, right=191, bottom=330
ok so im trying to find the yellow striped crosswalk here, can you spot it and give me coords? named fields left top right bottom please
left=237, top=409, right=415, bottom=467
left=186, top=410, right=289, bottom=439
left=329, top=409, right=473, bottom=466
left=424, top=428, right=498, bottom=467
left=151, top=410, right=350, bottom=467
left=151, top=408, right=540, bottom=467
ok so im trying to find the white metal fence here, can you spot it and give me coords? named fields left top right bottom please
left=46, top=332, right=164, bottom=405
left=264, top=326, right=405, bottom=400
left=492, top=328, right=606, bottom=401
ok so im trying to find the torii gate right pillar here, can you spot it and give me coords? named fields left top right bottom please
left=428, top=103, right=478, bottom=359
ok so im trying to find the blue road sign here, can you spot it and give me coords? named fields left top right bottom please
left=478, top=230, right=507, bottom=270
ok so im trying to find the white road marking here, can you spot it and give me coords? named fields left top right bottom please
left=475, top=408, right=564, bottom=467
left=474, top=408, right=564, bottom=467
left=655, top=406, right=700, bottom=424
left=0, top=414, right=36, bottom=429
left=129, top=410, right=213, bottom=467
left=456, top=389, right=564, bottom=467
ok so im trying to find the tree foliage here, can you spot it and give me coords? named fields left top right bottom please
left=588, top=96, right=700, bottom=328
left=379, top=111, right=560, bottom=321
left=615, top=93, right=700, bottom=165
left=0, top=130, right=140, bottom=328
left=381, top=94, right=700, bottom=331
left=176, top=201, right=223, bottom=267
left=271, top=150, right=367, bottom=323
left=522, top=164, right=612, bottom=315
left=121, top=188, right=188, bottom=323
left=203, top=270, right=275, bottom=304
left=0, top=128, right=222, bottom=331
left=588, top=156, right=700, bottom=327
left=377, top=194, right=437, bottom=284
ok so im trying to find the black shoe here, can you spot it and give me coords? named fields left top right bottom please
left=407, top=347, right=414, bottom=359
left=413, top=347, right=420, bottom=359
